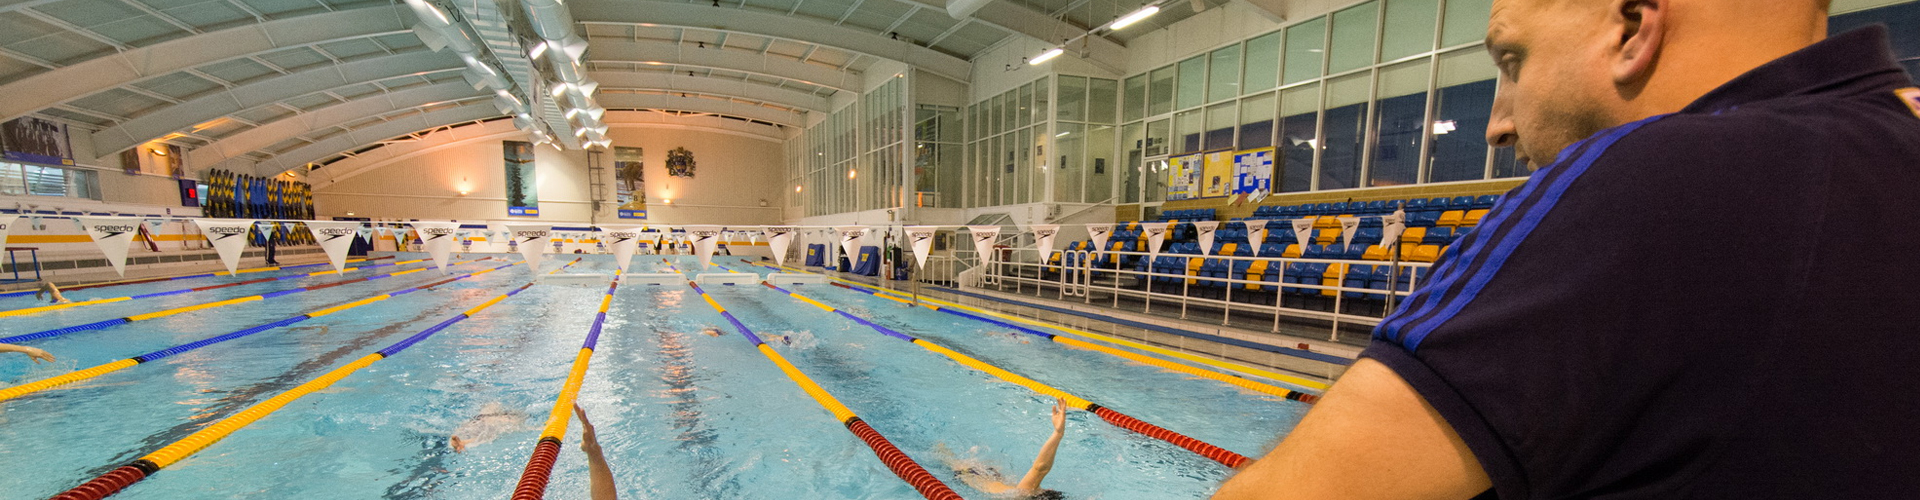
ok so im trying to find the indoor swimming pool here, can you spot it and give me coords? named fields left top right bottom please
left=0, top=254, right=1315, bottom=499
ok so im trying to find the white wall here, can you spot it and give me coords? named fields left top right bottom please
left=315, top=126, right=786, bottom=226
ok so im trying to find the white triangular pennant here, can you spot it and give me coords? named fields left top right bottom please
left=410, top=221, right=461, bottom=274
left=0, top=215, right=17, bottom=247
left=1249, top=221, right=1271, bottom=255
left=1029, top=224, right=1061, bottom=263
left=77, top=216, right=143, bottom=277
left=1381, top=210, right=1408, bottom=249
left=504, top=223, right=552, bottom=271
left=835, top=225, right=868, bottom=264
left=1139, top=222, right=1170, bottom=256
left=966, top=226, right=1000, bottom=263
left=599, top=225, right=645, bottom=274
left=687, top=225, right=724, bottom=269
left=194, top=219, right=256, bottom=275
left=763, top=226, right=797, bottom=267
left=904, top=226, right=937, bottom=270
left=1290, top=218, right=1315, bottom=247
left=307, top=221, right=363, bottom=273
left=1193, top=221, right=1220, bottom=255
left=1086, top=223, right=1114, bottom=259
left=1337, top=216, right=1361, bottom=247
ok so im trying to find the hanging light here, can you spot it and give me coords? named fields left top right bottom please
left=1109, top=5, right=1160, bottom=30
left=1028, top=47, right=1064, bottom=65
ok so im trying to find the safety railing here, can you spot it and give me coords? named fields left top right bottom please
left=958, top=245, right=1432, bottom=343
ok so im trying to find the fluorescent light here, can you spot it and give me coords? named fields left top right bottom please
left=425, top=4, right=450, bottom=25
left=1055, top=131, right=1070, bottom=137
left=1433, top=120, right=1458, bottom=135
left=1029, top=47, right=1064, bottom=65
left=1109, top=5, right=1160, bottom=30
left=530, top=41, right=548, bottom=59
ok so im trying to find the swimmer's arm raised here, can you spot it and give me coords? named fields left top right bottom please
left=575, top=404, right=618, bottom=500
left=1211, top=359, right=1488, bottom=500
left=1015, top=399, right=1068, bottom=493
left=0, top=343, right=55, bottom=363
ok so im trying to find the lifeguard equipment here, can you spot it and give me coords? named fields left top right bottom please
left=48, top=259, right=580, bottom=500
left=759, top=282, right=1252, bottom=467
left=0, top=261, right=520, bottom=402
left=0, top=257, right=487, bottom=344
left=510, top=279, right=619, bottom=500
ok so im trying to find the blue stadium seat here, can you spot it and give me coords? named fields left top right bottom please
left=1473, top=195, right=1498, bottom=209
left=1423, top=227, right=1453, bottom=245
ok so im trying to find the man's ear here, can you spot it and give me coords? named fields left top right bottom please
left=1614, top=0, right=1665, bottom=84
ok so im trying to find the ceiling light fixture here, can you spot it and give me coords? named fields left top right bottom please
left=1109, top=5, right=1160, bottom=30
left=1028, top=47, right=1065, bottom=65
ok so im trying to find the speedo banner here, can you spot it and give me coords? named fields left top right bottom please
left=409, top=221, right=461, bottom=273
left=1290, top=218, right=1315, bottom=247
left=77, top=216, right=143, bottom=276
left=503, top=223, right=552, bottom=271
left=1139, top=221, right=1169, bottom=256
left=762, top=226, right=796, bottom=267
left=835, top=225, right=867, bottom=264
left=0, top=215, right=15, bottom=248
left=687, top=225, right=724, bottom=269
left=904, top=226, right=937, bottom=269
left=1193, top=220, right=1220, bottom=255
left=1086, top=223, right=1113, bottom=258
left=1029, top=224, right=1060, bottom=264
left=193, top=218, right=256, bottom=275
left=1337, top=216, right=1361, bottom=247
left=966, top=225, right=1000, bottom=262
left=307, top=221, right=363, bottom=273
left=599, top=225, right=645, bottom=274
left=1248, top=221, right=1270, bottom=255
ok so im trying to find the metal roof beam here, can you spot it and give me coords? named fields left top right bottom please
left=595, top=93, right=804, bottom=127
left=589, top=70, right=831, bottom=112
left=245, top=102, right=500, bottom=176
left=569, top=0, right=969, bottom=82
left=584, top=37, right=864, bottom=92
left=188, top=80, right=483, bottom=169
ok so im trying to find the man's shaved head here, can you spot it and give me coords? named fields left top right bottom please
left=1484, top=0, right=1830, bottom=167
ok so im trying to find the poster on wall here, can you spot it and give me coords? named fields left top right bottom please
left=1234, top=148, right=1276, bottom=201
left=503, top=140, right=539, bottom=216
left=1167, top=154, right=1201, bottom=200
left=0, top=116, right=74, bottom=166
left=614, top=146, right=648, bottom=219
left=152, top=144, right=186, bottom=179
left=1201, top=150, right=1233, bottom=198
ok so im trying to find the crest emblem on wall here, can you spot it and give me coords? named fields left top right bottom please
left=667, top=147, right=696, bottom=178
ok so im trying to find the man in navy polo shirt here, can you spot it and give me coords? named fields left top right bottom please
left=1217, top=0, right=1920, bottom=498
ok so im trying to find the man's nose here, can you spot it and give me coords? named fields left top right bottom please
left=1486, top=90, right=1518, bottom=149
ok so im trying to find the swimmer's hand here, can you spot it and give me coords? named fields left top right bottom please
left=575, top=403, right=602, bottom=455
left=1051, top=398, right=1067, bottom=430
left=2, top=344, right=54, bottom=364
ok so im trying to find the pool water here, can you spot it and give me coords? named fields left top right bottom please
left=0, top=254, right=1310, bottom=499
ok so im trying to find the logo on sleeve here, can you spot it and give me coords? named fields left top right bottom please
left=1898, top=88, right=1920, bottom=119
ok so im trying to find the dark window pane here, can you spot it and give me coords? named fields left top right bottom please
left=1240, top=119, right=1275, bottom=149
left=1493, top=147, right=1529, bottom=178
left=1429, top=79, right=1496, bottom=182
left=1279, top=112, right=1318, bottom=192
left=1320, top=103, right=1366, bottom=190
left=1369, top=91, right=1426, bottom=186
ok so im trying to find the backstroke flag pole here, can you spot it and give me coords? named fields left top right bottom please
left=763, top=226, right=796, bottom=266
left=307, top=221, right=363, bottom=273
left=599, top=225, right=646, bottom=273
left=409, top=221, right=461, bottom=273
left=77, top=216, right=143, bottom=277
left=193, top=218, right=256, bottom=275
left=504, top=223, right=552, bottom=271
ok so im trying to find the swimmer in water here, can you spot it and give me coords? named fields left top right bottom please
left=761, top=334, right=793, bottom=346
left=34, top=280, right=70, bottom=304
left=939, top=398, right=1070, bottom=499
left=0, top=343, right=55, bottom=364
left=449, top=402, right=530, bottom=452
left=575, top=403, right=618, bottom=500
left=701, top=327, right=725, bottom=337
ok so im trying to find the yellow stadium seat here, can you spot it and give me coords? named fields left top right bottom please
left=1186, top=257, right=1205, bottom=284
left=1244, top=260, right=1270, bottom=290
left=1437, top=210, right=1466, bottom=227
left=1219, top=243, right=1238, bottom=255
left=1314, top=216, right=1340, bottom=229
left=1465, top=209, right=1489, bottom=226
left=1400, top=227, right=1427, bottom=244
left=1316, top=228, right=1342, bottom=245
left=1320, top=263, right=1348, bottom=297
left=1362, top=245, right=1391, bottom=261
left=1412, top=244, right=1441, bottom=262
left=1282, top=244, right=1303, bottom=258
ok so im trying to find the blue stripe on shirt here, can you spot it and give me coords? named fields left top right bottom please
left=1399, top=115, right=1667, bottom=351
left=1376, top=134, right=1605, bottom=343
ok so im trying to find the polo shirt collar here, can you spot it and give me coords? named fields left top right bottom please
left=1683, top=25, right=1910, bottom=114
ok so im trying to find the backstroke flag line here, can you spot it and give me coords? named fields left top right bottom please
left=193, top=218, right=256, bottom=275
left=687, top=225, right=724, bottom=269
left=836, top=225, right=868, bottom=264
left=504, top=223, right=552, bottom=271
left=77, top=216, right=142, bottom=277
left=307, top=221, right=362, bottom=273
left=600, top=225, right=645, bottom=273
left=409, top=221, right=461, bottom=273
left=967, top=226, right=1000, bottom=263
left=763, top=226, right=796, bottom=267
left=905, top=226, right=937, bottom=269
